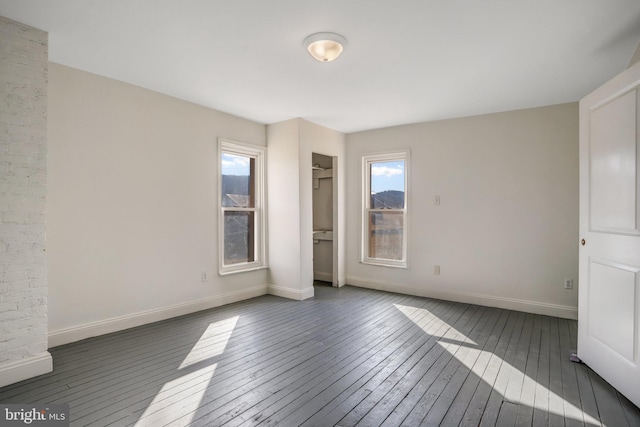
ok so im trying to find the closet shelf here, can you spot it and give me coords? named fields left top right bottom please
left=313, top=230, right=333, bottom=241
left=312, top=168, right=333, bottom=180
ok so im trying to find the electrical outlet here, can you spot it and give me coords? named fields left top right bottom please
left=202, top=272, right=208, bottom=282
left=564, top=278, right=573, bottom=289
left=434, top=265, right=440, bottom=275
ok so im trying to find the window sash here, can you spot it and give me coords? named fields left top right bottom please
left=219, top=139, right=266, bottom=275
left=362, top=151, right=409, bottom=268
left=366, top=210, right=405, bottom=261
left=221, top=154, right=256, bottom=208
left=222, top=209, right=257, bottom=265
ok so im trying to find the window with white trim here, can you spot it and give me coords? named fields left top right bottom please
left=362, top=151, right=408, bottom=267
left=219, top=139, right=266, bottom=275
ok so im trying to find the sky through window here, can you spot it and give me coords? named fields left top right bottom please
left=222, top=153, right=250, bottom=176
left=371, top=160, right=405, bottom=193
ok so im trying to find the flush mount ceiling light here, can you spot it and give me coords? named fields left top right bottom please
left=304, top=32, right=347, bottom=63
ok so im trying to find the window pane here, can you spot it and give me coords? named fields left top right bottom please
left=224, top=211, right=255, bottom=265
left=368, top=211, right=404, bottom=260
left=370, top=160, right=404, bottom=208
left=221, top=153, right=255, bottom=207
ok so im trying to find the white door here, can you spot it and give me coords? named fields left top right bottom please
left=579, top=60, right=640, bottom=408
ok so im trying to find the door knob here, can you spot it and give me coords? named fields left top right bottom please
left=581, top=239, right=586, bottom=246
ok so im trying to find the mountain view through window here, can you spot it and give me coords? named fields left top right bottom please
left=369, top=160, right=405, bottom=261
left=221, top=153, right=255, bottom=265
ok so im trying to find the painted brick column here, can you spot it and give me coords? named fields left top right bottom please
left=0, top=16, right=52, bottom=387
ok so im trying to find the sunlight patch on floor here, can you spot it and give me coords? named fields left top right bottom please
left=439, top=345, right=600, bottom=425
left=394, top=304, right=599, bottom=425
left=179, top=316, right=239, bottom=369
left=135, top=316, right=239, bottom=426
left=393, top=303, right=477, bottom=345
left=134, top=364, right=217, bottom=426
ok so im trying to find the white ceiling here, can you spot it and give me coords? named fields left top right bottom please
left=1, top=1, right=639, bottom=133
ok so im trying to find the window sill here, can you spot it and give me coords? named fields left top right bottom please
left=360, top=259, right=408, bottom=269
left=219, top=264, right=268, bottom=276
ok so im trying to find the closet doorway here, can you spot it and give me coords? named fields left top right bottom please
left=312, top=153, right=338, bottom=286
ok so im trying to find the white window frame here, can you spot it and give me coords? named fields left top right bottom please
left=361, top=150, right=409, bottom=268
left=218, top=138, right=267, bottom=275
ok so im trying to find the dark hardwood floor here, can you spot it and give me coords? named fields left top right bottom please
left=1, top=283, right=638, bottom=426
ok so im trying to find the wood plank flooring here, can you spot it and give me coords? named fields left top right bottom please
left=1, top=283, right=639, bottom=426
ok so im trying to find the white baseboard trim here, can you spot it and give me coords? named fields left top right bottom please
left=346, top=276, right=578, bottom=320
left=267, top=285, right=315, bottom=301
left=48, top=285, right=268, bottom=347
left=0, top=352, right=53, bottom=388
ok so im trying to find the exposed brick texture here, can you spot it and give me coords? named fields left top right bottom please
left=0, top=16, right=48, bottom=365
